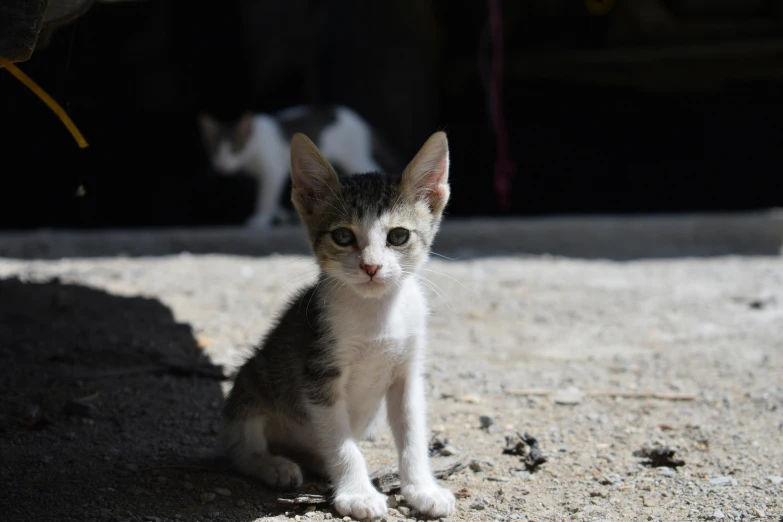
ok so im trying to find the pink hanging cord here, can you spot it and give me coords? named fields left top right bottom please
left=487, top=0, right=516, bottom=211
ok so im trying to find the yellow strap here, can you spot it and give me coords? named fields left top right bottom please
left=0, top=56, right=89, bottom=148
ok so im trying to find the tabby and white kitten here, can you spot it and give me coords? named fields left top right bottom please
left=198, top=105, right=394, bottom=229
left=221, top=131, right=455, bottom=519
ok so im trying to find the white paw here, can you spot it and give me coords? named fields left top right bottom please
left=258, top=456, right=303, bottom=490
left=334, top=488, right=388, bottom=520
left=245, top=214, right=273, bottom=229
left=402, top=483, right=456, bottom=518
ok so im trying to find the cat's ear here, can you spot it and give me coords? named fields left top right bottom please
left=290, top=133, right=340, bottom=215
left=235, top=112, right=254, bottom=145
left=401, top=131, right=450, bottom=214
left=197, top=113, right=220, bottom=149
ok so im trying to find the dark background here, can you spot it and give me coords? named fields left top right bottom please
left=1, top=0, right=782, bottom=229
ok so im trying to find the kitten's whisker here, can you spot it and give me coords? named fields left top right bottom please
left=398, top=269, right=450, bottom=307
left=418, top=267, right=478, bottom=294
left=430, top=251, right=461, bottom=261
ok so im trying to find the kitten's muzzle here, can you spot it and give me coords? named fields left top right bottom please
left=359, top=262, right=381, bottom=278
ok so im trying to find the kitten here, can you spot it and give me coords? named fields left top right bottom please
left=198, top=105, right=398, bottom=229
left=221, top=131, right=455, bottom=519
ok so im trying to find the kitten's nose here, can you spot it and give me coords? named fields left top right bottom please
left=360, top=262, right=381, bottom=278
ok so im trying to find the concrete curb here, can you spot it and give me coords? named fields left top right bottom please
left=1, top=211, right=781, bottom=260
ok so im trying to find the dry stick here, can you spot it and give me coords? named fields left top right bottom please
left=504, top=389, right=697, bottom=401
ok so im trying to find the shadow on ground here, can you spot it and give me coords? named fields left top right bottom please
left=0, top=279, right=313, bottom=522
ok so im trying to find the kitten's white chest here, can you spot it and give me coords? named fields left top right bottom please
left=329, top=281, right=427, bottom=437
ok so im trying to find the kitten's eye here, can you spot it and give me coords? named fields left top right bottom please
left=330, top=227, right=356, bottom=247
left=387, top=227, right=410, bottom=246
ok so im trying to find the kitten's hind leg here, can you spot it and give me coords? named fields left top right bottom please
left=222, top=416, right=303, bottom=490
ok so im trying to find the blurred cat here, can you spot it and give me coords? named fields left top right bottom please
left=198, top=105, right=399, bottom=228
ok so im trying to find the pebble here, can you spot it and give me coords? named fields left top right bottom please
left=459, top=394, right=482, bottom=404
left=658, top=468, right=676, bottom=478
left=143, top=517, right=160, bottom=522
left=214, top=487, right=231, bottom=496
left=479, top=415, right=494, bottom=429
left=439, top=445, right=458, bottom=456
left=768, top=475, right=783, bottom=485
left=709, top=476, right=738, bottom=486
left=471, top=498, right=488, bottom=510
left=470, top=458, right=493, bottom=472
left=711, top=508, right=725, bottom=519
left=183, top=482, right=194, bottom=490
left=552, top=386, right=584, bottom=405
left=236, top=500, right=246, bottom=507
left=201, top=492, right=216, bottom=503
left=398, top=506, right=411, bottom=516
left=387, top=495, right=399, bottom=508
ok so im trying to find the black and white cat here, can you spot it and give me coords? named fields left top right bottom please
left=198, top=105, right=398, bottom=228
left=221, top=131, right=456, bottom=519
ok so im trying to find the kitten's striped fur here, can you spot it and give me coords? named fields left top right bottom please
left=221, top=131, right=455, bottom=519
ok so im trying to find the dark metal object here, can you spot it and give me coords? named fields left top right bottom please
left=0, top=0, right=51, bottom=63
left=0, top=0, right=144, bottom=65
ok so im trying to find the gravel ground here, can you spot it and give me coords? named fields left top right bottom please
left=1, top=250, right=782, bottom=522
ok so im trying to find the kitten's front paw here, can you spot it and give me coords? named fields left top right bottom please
left=334, top=488, right=387, bottom=520
left=402, top=483, right=456, bottom=518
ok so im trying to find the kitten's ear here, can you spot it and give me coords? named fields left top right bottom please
left=197, top=113, right=220, bottom=142
left=290, top=133, right=340, bottom=215
left=401, top=131, right=450, bottom=214
left=235, top=112, right=254, bottom=144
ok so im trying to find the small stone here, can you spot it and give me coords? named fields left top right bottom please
left=143, top=517, right=160, bottom=522
left=658, top=468, right=676, bottom=478
left=236, top=500, right=246, bottom=507
left=387, top=496, right=399, bottom=508
left=64, top=432, right=77, bottom=440
left=306, top=505, right=316, bottom=511
left=398, top=506, right=411, bottom=516
left=343, top=517, right=352, bottom=521
left=709, top=476, right=737, bottom=486
left=439, top=445, right=458, bottom=456
left=470, top=498, right=488, bottom=510
left=431, top=424, right=445, bottom=433
left=552, top=386, right=583, bottom=405
left=479, top=415, right=494, bottom=429
left=711, top=509, right=725, bottom=519
left=642, top=496, right=657, bottom=507
left=183, top=482, right=194, bottom=490
left=754, top=508, right=766, bottom=518
left=768, top=475, right=783, bottom=485
left=459, top=394, right=482, bottom=404
left=470, top=458, right=494, bottom=472
left=214, top=487, right=231, bottom=496
left=201, top=492, right=216, bottom=503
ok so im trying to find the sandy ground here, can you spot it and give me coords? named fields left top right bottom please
left=1, top=248, right=782, bottom=522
